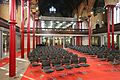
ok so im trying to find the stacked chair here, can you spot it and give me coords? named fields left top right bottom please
left=28, top=46, right=89, bottom=73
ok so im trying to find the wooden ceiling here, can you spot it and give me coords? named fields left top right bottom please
left=30, top=0, right=119, bottom=18
left=30, top=0, right=96, bottom=18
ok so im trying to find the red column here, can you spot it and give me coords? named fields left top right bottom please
left=21, top=0, right=24, bottom=58
left=33, top=12, right=35, bottom=49
left=80, top=21, right=83, bottom=31
left=39, top=36, right=41, bottom=44
left=76, top=36, right=80, bottom=46
left=35, top=19, right=39, bottom=45
left=9, top=0, right=16, bottom=77
left=111, top=5, right=115, bottom=49
left=27, top=0, right=30, bottom=57
left=39, top=21, right=41, bottom=44
left=80, top=21, right=83, bottom=45
left=88, top=16, right=91, bottom=47
left=107, top=6, right=110, bottom=49
left=76, top=21, right=80, bottom=46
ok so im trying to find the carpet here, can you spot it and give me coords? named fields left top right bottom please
left=21, top=48, right=120, bottom=80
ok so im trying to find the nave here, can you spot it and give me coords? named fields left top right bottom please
left=1, top=46, right=120, bottom=80
left=21, top=46, right=120, bottom=80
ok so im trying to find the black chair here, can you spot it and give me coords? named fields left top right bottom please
left=40, top=55, right=48, bottom=62
left=79, top=57, right=90, bottom=67
left=41, top=60, right=54, bottom=73
left=71, top=57, right=81, bottom=68
left=51, top=59, right=64, bottom=71
left=62, top=58, right=73, bottom=69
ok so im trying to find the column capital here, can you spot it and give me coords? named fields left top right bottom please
left=35, top=18, right=39, bottom=21
left=88, top=15, right=91, bottom=18
left=80, top=21, right=83, bottom=23
left=32, top=12, right=36, bottom=15
left=106, top=5, right=115, bottom=8
left=9, top=20, right=17, bottom=24
left=77, top=21, right=80, bottom=23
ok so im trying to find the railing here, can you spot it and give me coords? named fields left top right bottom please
left=24, top=28, right=89, bottom=34
left=93, top=24, right=120, bottom=34
left=0, top=17, right=20, bottom=32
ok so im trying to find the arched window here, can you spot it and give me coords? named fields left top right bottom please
left=113, top=2, right=120, bottom=24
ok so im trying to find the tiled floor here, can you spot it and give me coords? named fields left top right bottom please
left=0, top=52, right=29, bottom=80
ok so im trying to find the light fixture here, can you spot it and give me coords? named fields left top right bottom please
left=102, top=21, right=104, bottom=24
left=97, top=20, right=99, bottom=22
left=103, top=11, right=105, bottom=14
left=90, top=11, right=93, bottom=15
left=71, top=22, right=74, bottom=24
left=62, top=21, right=66, bottom=23
left=78, top=18, right=81, bottom=21
left=106, top=7, right=108, bottom=10
left=36, top=7, right=39, bottom=11
left=49, top=6, right=56, bottom=13
left=56, top=21, right=60, bottom=23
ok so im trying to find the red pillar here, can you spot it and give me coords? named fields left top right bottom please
left=76, top=36, right=80, bottom=45
left=35, top=19, right=39, bottom=45
left=107, top=6, right=110, bottom=49
left=80, top=21, right=83, bottom=45
left=88, top=16, right=91, bottom=47
left=21, top=0, right=24, bottom=58
left=111, top=5, right=115, bottom=49
left=39, top=21, right=41, bottom=44
left=27, top=0, right=30, bottom=57
left=33, top=12, right=35, bottom=49
left=39, top=36, right=41, bottom=44
left=9, top=0, right=16, bottom=77
left=76, top=21, right=80, bottom=46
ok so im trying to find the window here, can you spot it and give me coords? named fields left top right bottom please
left=113, top=2, right=120, bottom=24
left=0, top=0, right=9, bottom=4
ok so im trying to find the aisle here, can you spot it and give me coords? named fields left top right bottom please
left=21, top=48, right=120, bottom=80
left=66, top=48, right=120, bottom=80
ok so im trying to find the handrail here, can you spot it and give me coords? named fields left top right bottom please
left=24, top=27, right=88, bottom=31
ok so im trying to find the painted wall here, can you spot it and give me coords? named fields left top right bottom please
left=24, top=16, right=33, bottom=28
left=82, top=21, right=88, bottom=29
left=0, top=30, right=3, bottom=58
left=16, top=33, right=21, bottom=51
left=101, top=35, right=105, bottom=46
left=24, top=36, right=35, bottom=49
left=91, top=13, right=106, bottom=29
left=0, top=4, right=27, bottom=28
left=119, top=35, right=120, bottom=50
left=82, top=36, right=88, bottom=45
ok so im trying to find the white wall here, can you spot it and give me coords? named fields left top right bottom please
left=16, top=34, right=21, bottom=51
left=83, top=21, right=88, bottom=29
left=82, top=36, right=88, bottom=45
left=0, top=31, right=3, bottom=58
left=118, top=35, right=120, bottom=50
left=101, top=35, right=104, bottom=46
left=24, top=16, right=33, bottom=28
left=24, top=36, right=33, bottom=49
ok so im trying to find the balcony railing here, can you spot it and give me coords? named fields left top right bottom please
left=24, top=28, right=89, bottom=34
